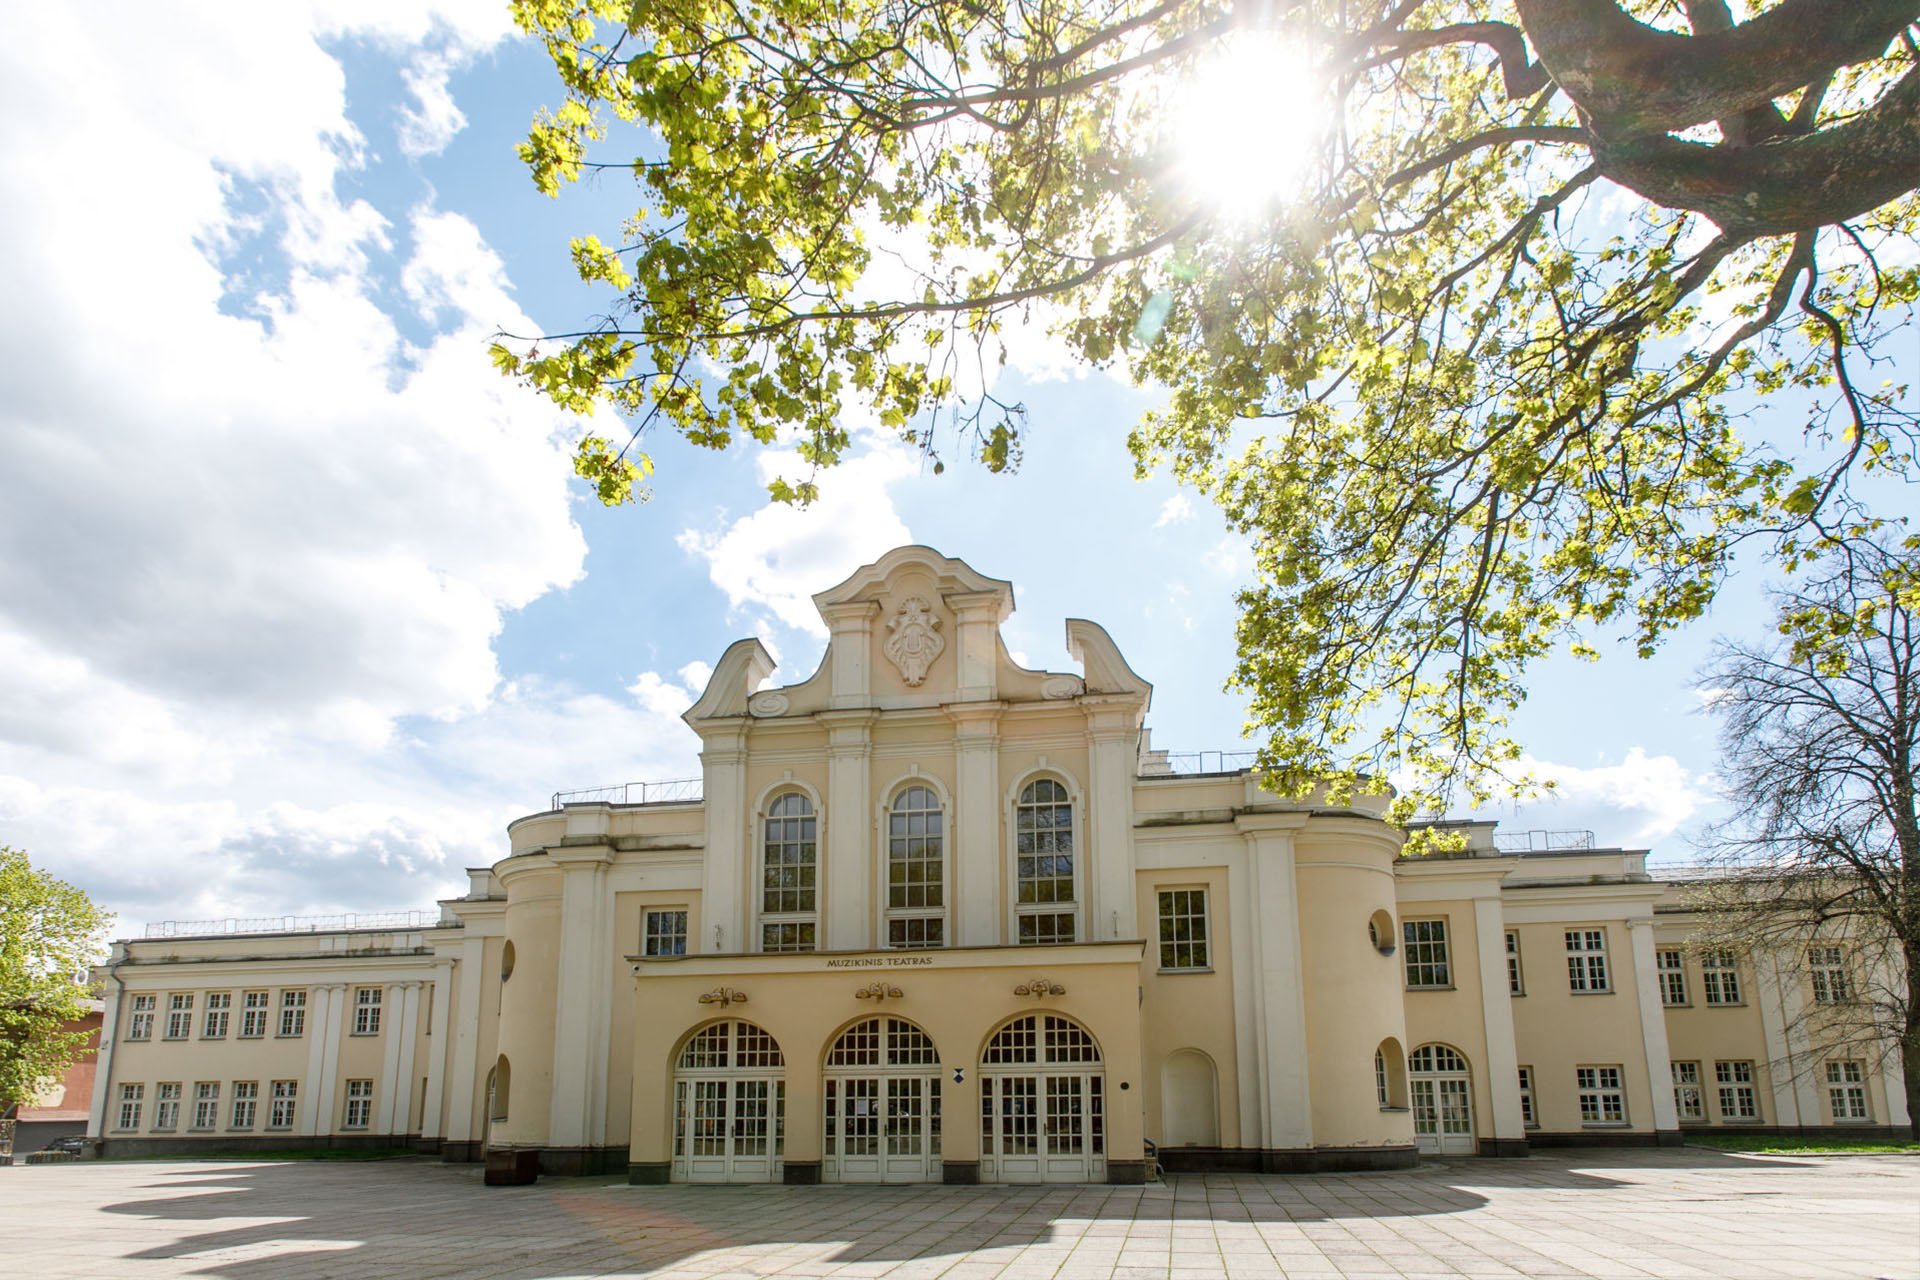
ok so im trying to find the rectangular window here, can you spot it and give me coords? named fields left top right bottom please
left=128, top=994, right=155, bottom=1041
left=1809, top=946, right=1851, bottom=1004
left=1672, top=1061, right=1704, bottom=1121
left=1517, top=1067, right=1537, bottom=1128
left=192, top=1082, right=220, bottom=1130
left=165, top=993, right=194, bottom=1039
left=1156, top=889, right=1210, bottom=970
left=240, top=991, right=270, bottom=1038
left=353, top=987, right=382, bottom=1036
left=117, top=1083, right=144, bottom=1130
left=279, top=990, right=307, bottom=1037
left=1566, top=929, right=1610, bottom=992
left=154, top=1082, right=182, bottom=1130
left=761, top=921, right=816, bottom=953
left=1657, top=950, right=1687, bottom=1006
left=1715, top=1060, right=1758, bottom=1120
left=1576, top=1066, right=1626, bottom=1124
left=231, top=1082, right=258, bottom=1130
left=644, top=908, right=689, bottom=957
left=268, top=1081, right=298, bottom=1130
left=202, top=992, right=231, bottom=1038
left=760, top=793, right=818, bottom=952
left=1826, top=1061, right=1869, bottom=1121
left=1506, top=930, right=1524, bottom=995
left=344, top=1079, right=374, bottom=1129
left=1402, top=919, right=1450, bottom=988
left=1015, top=779, right=1075, bottom=946
left=1702, top=952, right=1742, bottom=1005
left=886, top=786, right=945, bottom=948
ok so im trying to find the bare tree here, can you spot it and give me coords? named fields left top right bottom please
left=1693, top=542, right=1918, bottom=1128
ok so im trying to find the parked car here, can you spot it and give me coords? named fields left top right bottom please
left=42, top=1135, right=86, bottom=1155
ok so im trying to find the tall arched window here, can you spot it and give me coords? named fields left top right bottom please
left=886, top=785, right=945, bottom=948
left=762, top=792, right=818, bottom=952
left=1015, top=778, right=1075, bottom=944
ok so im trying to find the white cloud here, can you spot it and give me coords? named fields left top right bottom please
left=397, top=51, right=470, bottom=157
left=0, top=4, right=618, bottom=932
left=1153, top=494, right=1194, bottom=528
left=678, top=441, right=917, bottom=639
left=1494, top=748, right=1714, bottom=851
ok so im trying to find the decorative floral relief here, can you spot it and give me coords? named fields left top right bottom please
left=1041, top=675, right=1083, bottom=700
left=883, top=595, right=945, bottom=687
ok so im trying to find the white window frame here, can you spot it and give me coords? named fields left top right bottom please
left=1566, top=929, right=1610, bottom=993
left=1517, top=1066, right=1537, bottom=1128
left=1156, top=888, right=1211, bottom=971
left=154, top=1082, right=182, bottom=1130
left=192, top=1082, right=220, bottom=1130
left=231, top=1081, right=258, bottom=1130
left=279, top=989, right=307, bottom=1037
left=240, top=990, right=270, bottom=1038
left=1702, top=951, right=1742, bottom=1005
left=127, top=994, right=155, bottom=1041
left=344, top=1079, right=375, bottom=1129
left=884, top=784, right=947, bottom=949
left=1808, top=946, right=1851, bottom=1004
left=1575, top=1065, right=1626, bottom=1125
left=1506, top=930, right=1524, bottom=995
left=268, top=1080, right=298, bottom=1130
left=645, top=907, right=690, bottom=957
left=1715, top=1060, right=1759, bottom=1121
left=117, top=1083, right=144, bottom=1130
left=1402, top=919, right=1451, bottom=989
left=1013, top=776, right=1078, bottom=945
left=1826, top=1060, right=1870, bottom=1121
left=1657, top=950, right=1687, bottom=1006
left=759, top=790, right=819, bottom=953
left=353, top=986, right=382, bottom=1036
left=1672, top=1061, right=1704, bottom=1121
left=202, top=991, right=231, bottom=1039
left=164, top=993, right=194, bottom=1040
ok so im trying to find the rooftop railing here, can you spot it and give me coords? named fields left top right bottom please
left=1150, top=749, right=1259, bottom=775
left=143, top=910, right=445, bottom=939
left=1492, top=829, right=1596, bottom=853
left=550, top=777, right=704, bottom=809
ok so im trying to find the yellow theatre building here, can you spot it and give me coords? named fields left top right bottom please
left=85, top=546, right=1913, bottom=1182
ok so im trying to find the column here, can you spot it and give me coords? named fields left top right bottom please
left=945, top=590, right=1007, bottom=702
left=1235, top=814, right=1312, bottom=1150
left=303, top=984, right=346, bottom=1137
left=821, top=709, right=876, bottom=950
left=1755, top=951, right=1819, bottom=1125
left=419, top=961, right=454, bottom=1141
left=821, top=600, right=880, bottom=709
left=1083, top=701, right=1140, bottom=941
left=549, top=848, right=614, bottom=1152
left=948, top=703, right=1003, bottom=947
left=87, top=972, right=125, bottom=1139
left=379, top=981, right=423, bottom=1134
left=699, top=725, right=750, bottom=952
left=1625, top=918, right=1681, bottom=1135
left=443, top=936, right=486, bottom=1149
left=1474, top=898, right=1528, bottom=1146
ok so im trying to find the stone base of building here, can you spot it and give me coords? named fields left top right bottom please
left=942, top=1160, right=978, bottom=1184
left=1676, top=1123, right=1915, bottom=1141
left=628, top=1161, right=671, bottom=1184
left=1155, top=1144, right=1419, bottom=1174
left=782, top=1160, right=822, bottom=1184
left=440, top=1140, right=482, bottom=1163
left=1476, top=1138, right=1531, bottom=1158
left=1524, top=1129, right=1680, bottom=1148
left=1106, top=1159, right=1150, bottom=1183
left=486, top=1147, right=541, bottom=1185
left=97, top=1133, right=417, bottom=1159
left=534, top=1145, right=625, bottom=1177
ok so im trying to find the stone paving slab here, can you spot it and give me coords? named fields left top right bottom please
left=1, top=1148, right=1915, bottom=1280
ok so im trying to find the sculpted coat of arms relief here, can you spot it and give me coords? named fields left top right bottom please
left=883, top=595, right=945, bottom=687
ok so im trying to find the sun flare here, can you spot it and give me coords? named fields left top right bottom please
left=1168, top=33, right=1323, bottom=221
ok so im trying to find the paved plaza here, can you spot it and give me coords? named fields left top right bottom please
left=3, top=1149, right=1915, bottom=1280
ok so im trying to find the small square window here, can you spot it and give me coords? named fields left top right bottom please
left=644, top=908, right=689, bottom=957
left=1402, top=919, right=1450, bottom=988
left=1576, top=1065, right=1626, bottom=1124
left=1156, top=889, right=1210, bottom=970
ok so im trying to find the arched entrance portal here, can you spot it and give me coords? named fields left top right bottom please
left=671, top=1020, right=786, bottom=1182
left=823, top=1017, right=942, bottom=1182
left=1408, top=1043, right=1475, bottom=1155
left=980, top=1013, right=1105, bottom=1183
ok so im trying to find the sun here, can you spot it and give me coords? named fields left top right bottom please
left=1167, top=32, right=1324, bottom=222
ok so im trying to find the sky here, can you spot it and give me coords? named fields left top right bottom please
left=0, top=3, right=1821, bottom=938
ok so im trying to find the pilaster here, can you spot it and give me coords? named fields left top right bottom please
left=946, top=702, right=1005, bottom=947
left=87, top=977, right=123, bottom=1138
left=944, top=589, right=1009, bottom=701
left=379, top=981, right=423, bottom=1134
left=821, top=600, right=882, bottom=709
left=698, top=724, right=750, bottom=953
left=1235, top=812, right=1313, bottom=1149
left=443, top=937, right=485, bottom=1144
left=419, top=962, right=454, bottom=1139
left=304, top=983, right=347, bottom=1137
left=1625, top=918, right=1680, bottom=1133
left=549, top=847, right=614, bottom=1149
left=1084, top=700, right=1141, bottom=941
left=822, top=709, right=878, bottom=950
left=1474, top=898, right=1527, bottom=1141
